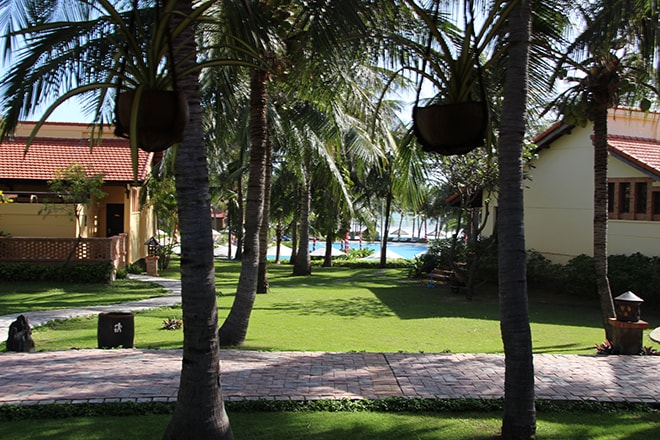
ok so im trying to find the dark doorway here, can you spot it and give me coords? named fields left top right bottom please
left=106, top=204, right=125, bottom=237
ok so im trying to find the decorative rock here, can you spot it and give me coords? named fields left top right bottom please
left=6, top=315, right=35, bottom=352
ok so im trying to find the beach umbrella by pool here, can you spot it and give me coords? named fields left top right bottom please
left=267, top=246, right=292, bottom=257
left=310, top=247, right=345, bottom=257
left=360, top=248, right=406, bottom=260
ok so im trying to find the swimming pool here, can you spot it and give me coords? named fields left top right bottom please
left=277, top=241, right=429, bottom=260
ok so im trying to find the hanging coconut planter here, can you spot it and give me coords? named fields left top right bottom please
left=412, top=100, right=488, bottom=156
left=114, top=88, right=189, bottom=153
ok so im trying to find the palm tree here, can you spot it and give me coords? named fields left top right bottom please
left=0, top=1, right=239, bottom=437
left=217, top=0, right=395, bottom=345
left=549, top=0, right=659, bottom=340
left=164, top=2, right=232, bottom=437
left=496, top=1, right=536, bottom=436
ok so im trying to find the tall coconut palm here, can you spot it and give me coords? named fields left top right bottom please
left=0, top=1, right=244, bottom=437
left=217, top=0, right=395, bottom=345
left=496, top=1, right=536, bottom=436
left=164, top=1, right=233, bottom=437
left=549, top=0, right=659, bottom=340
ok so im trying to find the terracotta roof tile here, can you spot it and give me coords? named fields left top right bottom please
left=0, top=136, right=153, bottom=182
left=608, top=135, right=660, bottom=179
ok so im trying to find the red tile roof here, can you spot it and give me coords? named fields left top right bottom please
left=0, top=136, right=153, bottom=182
left=608, top=135, right=660, bottom=179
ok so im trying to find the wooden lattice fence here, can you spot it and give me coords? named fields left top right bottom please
left=0, top=235, right=126, bottom=269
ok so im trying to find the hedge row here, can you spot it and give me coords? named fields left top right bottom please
left=414, top=239, right=660, bottom=308
left=0, top=261, right=116, bottom=283
left=1, top=398, right=656, bottom=421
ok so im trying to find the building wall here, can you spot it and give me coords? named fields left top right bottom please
left=484, top=110, right=660, bottom=263
left=0, top=203, right=76, bottom=237
left=13, top=121, right=106, bottom=139
left=609, top=108, right=660, bottom=139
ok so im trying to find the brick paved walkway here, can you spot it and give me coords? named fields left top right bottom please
left=2, top=275, right=660, bottom=407
left=1, top=349, right=659, bottom=406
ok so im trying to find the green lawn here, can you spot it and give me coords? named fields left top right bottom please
left=2, top=259, right=660, bottom=438
left=1, top=410, right=659, bottom=439
left=8, top=259, right=659, bottom=354
left=0, top=279, right=169, bottom=316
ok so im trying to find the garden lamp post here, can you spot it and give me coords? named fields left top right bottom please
left=609, top=291, right=649, bottom=355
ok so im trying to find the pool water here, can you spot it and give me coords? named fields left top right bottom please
left=303, top=241, right=429, bottom=260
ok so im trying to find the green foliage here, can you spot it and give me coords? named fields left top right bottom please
left=345, top=248, right=374, bottom=259
left=0, top=189, right=14, bottom=204
left=0, top=262, right=116, bottom=283
left=115, top=267, right=128, bottom=279
left=127, top=260, right=147, bottom=274
left=1, top=398, right=655, bottom=422
left=45, top=163, right=108, bottom=231
left=409, top=242, right=660, bottom=308
left=563, top=254, right=597, bottom=296
left=525, top=250, right=564, bottom=289
left=145, top=176, right=178, bottom=271
left=562, top=253, right=660, bottom=308
left=608, top=253, right=660, bottom=300
left=161, top=317, right=183, bottom=330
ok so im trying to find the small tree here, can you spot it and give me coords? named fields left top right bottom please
left=47, top=162, right=107, bottom=237
left=144, top=174, right=178, bottom=270
left=0, top=190, right=13, bottom=204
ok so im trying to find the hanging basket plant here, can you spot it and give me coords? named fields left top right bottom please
left=1, top=0, right=266, bottom=179
left=111, top=0, right=194, bottom=154
left=114, top=87, right=189, bottom=153
left=412, top=101, right=488, bottom=155
left=405, top=0, right=506, bottom=156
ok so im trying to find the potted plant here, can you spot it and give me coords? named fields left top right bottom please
left=110, top=0, right=198, bottom=153
left=404, top=0, right=508, bottom=155
left=2, top=0, right=212, bottom=159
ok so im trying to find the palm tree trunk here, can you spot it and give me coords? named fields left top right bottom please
left=257, top=137, right=273, bottom=293
left=293, top=166, right=312, bottom=276
left=380, top=188, right=393, bottom=268
left=290, top=216, right=299, bottom=264
left=323, top=231, right=333, bottom=267
left=218, top=69, right=269, bottom=346
left=592, top=105, right=616, bottom=340
left=234, top=180, right=244, bottom=260
left=497, top=1, right=536, bottom=438
left=164, top=1, right=232, bottom=438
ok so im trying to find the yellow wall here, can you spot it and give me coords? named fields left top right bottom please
left=609, top=108, right=660, bottom=139
left=14, top=121, right=108, bottom=139
left=0, top=203, right=76, bottom=237
left=484, top=109, right=660, bottom=263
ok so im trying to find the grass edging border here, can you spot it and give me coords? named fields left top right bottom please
left=1, top=398, right=658, bottom=421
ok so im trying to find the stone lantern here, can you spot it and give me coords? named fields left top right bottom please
left=144, top=236, right=161, bottom=276
left=614, top=291, right=644, bottom=322
left=609, top=291, right=648, bottom=355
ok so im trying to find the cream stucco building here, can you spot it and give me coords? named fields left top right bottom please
left=484, top=108, right=660, bottom=263
left=0, top=121, right=158, bottom=264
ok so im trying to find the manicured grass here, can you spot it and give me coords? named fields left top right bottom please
left=1, top=410, right=659, bottom=439
left=19, top=260, right=660, bottom=353
left=0, top=280, right=169, bottom=316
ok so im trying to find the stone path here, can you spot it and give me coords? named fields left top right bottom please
left=1, top=349, right=659, bottom=406
left=2, top=275, right=660, bottom=407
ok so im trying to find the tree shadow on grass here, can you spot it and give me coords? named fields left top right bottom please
left=265, top=297, right=396, bottom=318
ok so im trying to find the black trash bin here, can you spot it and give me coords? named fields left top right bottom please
left=97, top=312, right=134, bottom=348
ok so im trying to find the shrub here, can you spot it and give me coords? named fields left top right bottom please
left=526, top=250, right=564, bottom=290
left=562, top=254, right=596, bottom=297
left=560, top=253, right=660, bottom=309
left=115, top=267, right=128, bottom=279
left=0, top=262, right=115, bottom=283
left=127, top=259, right=147, bottom=274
